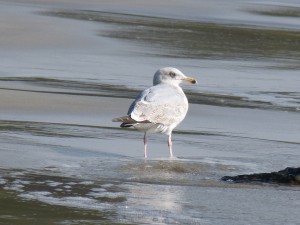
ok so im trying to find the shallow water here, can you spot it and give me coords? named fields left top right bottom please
left=0, top=119, right=300, bottom=224
left=0, top=0, right=300, bottom=224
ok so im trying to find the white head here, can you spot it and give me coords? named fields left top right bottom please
left=153, top=67, right=197, bottom=86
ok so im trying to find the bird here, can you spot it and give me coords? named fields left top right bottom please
left=112, top=67, right=197, bottom=158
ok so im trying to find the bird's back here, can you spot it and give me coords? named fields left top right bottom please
left=128, top=84, right=188, bottom=134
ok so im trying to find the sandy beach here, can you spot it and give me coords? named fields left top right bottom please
left=0, top=0, right=300, bottom=224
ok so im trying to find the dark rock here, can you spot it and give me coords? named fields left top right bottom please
left=222, top=167, right=300, bottom=185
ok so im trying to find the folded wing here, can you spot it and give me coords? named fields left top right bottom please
left=128, top=84, right=188, bottom=126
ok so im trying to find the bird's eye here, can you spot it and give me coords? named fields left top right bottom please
left=169, top=72, right=176, bottom=78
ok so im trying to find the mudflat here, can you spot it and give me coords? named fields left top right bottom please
left=0, top=0, right=300, bottom=224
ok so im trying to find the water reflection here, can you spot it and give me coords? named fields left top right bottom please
left=122, top=184, right=185, bottom=224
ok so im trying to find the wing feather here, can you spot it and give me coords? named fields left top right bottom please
left=128, top=84, right=188, bottom=125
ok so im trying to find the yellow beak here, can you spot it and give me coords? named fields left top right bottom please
left=182, top=77, right=197, bottom=84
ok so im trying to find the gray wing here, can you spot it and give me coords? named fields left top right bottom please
left=128, top=84, right=188, bottom=125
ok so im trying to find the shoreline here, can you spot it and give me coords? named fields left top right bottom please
left=0, top=1, right=299, bottom=224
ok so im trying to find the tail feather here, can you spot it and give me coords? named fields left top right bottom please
left=112, top=115, right=135, bottom=123
left=112, top=115, right=136, bottom=128
left=112, top=115, right=151, bottom=128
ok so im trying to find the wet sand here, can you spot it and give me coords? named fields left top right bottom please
left=0, top=0, right=300, bottom=224
left=0, top=88, right=127, bottom=119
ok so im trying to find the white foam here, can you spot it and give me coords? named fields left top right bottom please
left=79, top=181, right=94, bottom=185
left=3, top=184, right=24, bottom=192
left=0, top=178, right=7, bottom=185
left=19, top=192, right=112, bottom=211
left=91, top=187, right=106, bottom=192
left=87, top=191, right=125, bottom=198
left=47, top=181, right=63, bottom=187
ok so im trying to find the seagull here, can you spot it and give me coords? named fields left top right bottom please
left=112, top=67, right=197, bottom=158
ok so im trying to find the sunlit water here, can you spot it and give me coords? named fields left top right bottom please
left=0, top=0, right=300, bottom=224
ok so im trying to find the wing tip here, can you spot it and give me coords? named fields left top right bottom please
left=112, top=115, right=151, bottom=128
left=112, top=116, right=129, bottom=122
left=113, top=116, right=135, bottom=128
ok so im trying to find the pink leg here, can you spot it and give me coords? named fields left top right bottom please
left=168, top=134, right=173, bottom=158
left=144, top=132, right=148, bottom=158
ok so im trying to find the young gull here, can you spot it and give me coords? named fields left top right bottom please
left=112, top=67, right=197, bottom=158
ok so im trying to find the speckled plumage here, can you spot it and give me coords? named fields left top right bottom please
left=128, top=83, right=189, bottom=135
left=112, top=67, right=197, bottom=158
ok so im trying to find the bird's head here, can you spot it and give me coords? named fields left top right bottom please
left=153, top=67, right=197, bottom=86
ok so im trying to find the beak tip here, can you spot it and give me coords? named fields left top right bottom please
left=183, top=77, right=197, bottom=84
